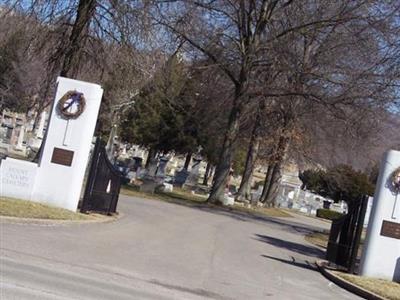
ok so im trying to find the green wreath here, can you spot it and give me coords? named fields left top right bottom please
left=56, top=90, right=86, bottom=120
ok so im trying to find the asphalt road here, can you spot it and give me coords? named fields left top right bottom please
left=0, top=195, right=360, bottom=300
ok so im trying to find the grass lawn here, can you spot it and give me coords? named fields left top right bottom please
left=304, top=231, right=330, bottom=248
left=121, top=185, right=206, bottom=203
left=306, top=231, right=396, bottom=299
left=333, top=271, right=400, bottom=300
left=121, top=185, right=291, bottom=218
left=0, top=197, right=93, bottom=220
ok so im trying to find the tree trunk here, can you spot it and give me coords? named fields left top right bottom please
left=207, top=105, right=241, bottom=204
left=260, top=165, right=274, bottom=203
left=264, top=163, right=282, bottom=207
left=263, top=134, right=291, bottom=207
left=183, top=152, right=192, bottom=170
left=145, top=148, right=156, bottom=169
left=33, top=0, right=96, bottom=162
left=203, top=162, right=212, bottom=186
left=60, top=0, right=97, bottom=78
left=236, top=113, right=261, bottom=201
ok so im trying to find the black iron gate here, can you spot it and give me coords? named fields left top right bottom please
left=326, top=196, right=368, bottom=273
left=80, top=139, right=122, bottom=214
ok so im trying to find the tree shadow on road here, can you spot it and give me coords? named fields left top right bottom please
left=254, top=234, right=325, bottom=258
left=261, top=255, right=317, bottom=271
left=191, top=205, right=326, bottom=235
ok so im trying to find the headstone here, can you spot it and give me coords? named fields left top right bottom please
left=360, top=150, right=400, bottom=282
left=15, top=125, right=25, bottom=150
left=140, top=180, right=158, bottom=193
left=186, top=156, right=202, bottom=186
left=163, top=183, right=173, bottom=192
left=156, top=156, right=169, bottom=179
left=250, top=191, right=261, bottom=205
left=9, top=121, right=19, bottom=148
left=121, top=145, right=127, bottom=156
left=35, top=111, right=46, bottom=139
left=323, top=200, right=331, bottom=209
left=146, top=157, right=158, bottom=178
left=300, top=207, right=308, bottom=213
left=0, top=77, right=103, bottom=211
left=174, top=169, right=189, bottom=187
left=223, top=195, right=235, bottom=206
left=140, top=156, right=161, bottom=193
left=132, top=157, right=143, bottom=172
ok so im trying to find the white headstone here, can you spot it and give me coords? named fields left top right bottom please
left=360, top=150, right=400, bottom=282
left=15, top=125, right=25, bottom=150
left=36, top=111, right=46, bottom=139
left=223, top=195, right=235, bottom=206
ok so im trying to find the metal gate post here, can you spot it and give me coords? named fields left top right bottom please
left=326, top=195, right=369, bottom=271
left=80, top=138, right=101, bottom=213
left=348, top=196, right=368, bottom=273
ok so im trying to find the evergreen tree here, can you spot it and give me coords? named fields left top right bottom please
left=120, top=54, right=197, bottom=154
left=299, top=165, right=375, bottom=205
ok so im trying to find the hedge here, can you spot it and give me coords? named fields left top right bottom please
left=316, top=208, right=344, bottom=220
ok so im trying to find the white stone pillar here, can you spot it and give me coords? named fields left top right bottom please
left=32, top=77, right=103, bottom=211
left=360, top=150, right=400, bottom=282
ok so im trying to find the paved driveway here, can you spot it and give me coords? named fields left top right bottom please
left=0, top=195, right=360, bottom=299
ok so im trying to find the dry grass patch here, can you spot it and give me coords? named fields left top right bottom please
left=121, top=185, right=208, bottom=205
left=333, top=272, right=400, bottom=300
left=232, top=205, right=292, bottom=218
left=165, top=188, right=207, bottom=202
left=0, top=198, right=92, bottom=220
left=305, top=231, right=329, bottom=248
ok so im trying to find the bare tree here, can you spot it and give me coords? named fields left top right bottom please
left=156, top=0, right=327, bottom=204
left=253, top=0, right=400, bottom=206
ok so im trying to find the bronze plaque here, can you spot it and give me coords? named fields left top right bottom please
left=380, top=220, right=400, bottom=240
left=51, top=148, right=74, bottom=166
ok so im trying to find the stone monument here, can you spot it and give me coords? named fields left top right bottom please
left=15, top=125, right=25, bottom=151
left=35, top=111, right=46, bottom=139
left=140, top=156, right=161, bottom=193
left=174, top=168, right=189, bottom=187
left=360, top=150, right=400, bottom=282
left=0, top=77, right=103, bottom=211
left=185, top=155, right=202, bottom=186
left=28, top=111, right=47, bottom=150
left=156, top=156, right=169, bottom=180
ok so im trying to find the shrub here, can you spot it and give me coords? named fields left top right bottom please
left=316, top=208, right=344, bottom=220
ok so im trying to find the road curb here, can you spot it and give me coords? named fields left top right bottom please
left=316, top=260, right=387, bottom=300
left=0, top=212, right=122, bottom=226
